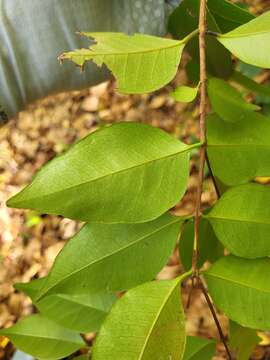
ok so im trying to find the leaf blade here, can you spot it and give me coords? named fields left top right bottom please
left=208, top=77, right=260, bottom=123
left=16, top=278, right=116, bottom=333
left=8, top=123, right=196, bottom=223
left=207, top=0, right=254, bottom=33
left=207, top=113, right=270, bottom=185
left=60, top=32, right=189, bottom=94
left=218, top=11, right=270, bottom=68
left=37, top=292, right=116, bottom=333
left=205, top=255, right=270, bottom=330
left=183, top=336, right=216, bottom=360
left=92, top=278, right=186, bottom=360
left=37, top=213, right=183, bottom=299
left=204, top=183, right=270, bottom=258
left=171, top=85, right=199, bottom=103
left=0, top=314, right=84, bottom=360
left=229, top=321, right=260, bottom=360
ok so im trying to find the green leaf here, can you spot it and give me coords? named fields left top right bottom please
left=171, top=85, right=199, bottom=103
left=207, top=113, right=270, bottom=185
left=16, top=278, right=116, bottom=333
left=229, top=321, right=260, bottom=360
left=15, top=277, right=46, bottom=300
left=208, top=77, right=260, bottom=122
left=92, top=277, right=186, bottom=360
left=168, top=0, right=233, bottom=78
left=230, top=70, right=270, bottom=97
left=179, top=218, right=223, bottom=271
left=207, top=0, right=254, bottom=33
left=0, top=314, right=84, bottom=360
left=205, top=255, right=270, bottom=330
left=204, top=183, right=270, bottom=258
left=183, top=336, right=216, bottom=360
left=60, top=31, right=195, bottom=94
left=185, top=60, right=200, bottom=84
left=218, top=11, right=270, bottom=68
left=37, top=292, right=115, bottom=333
left=7, top=123, right=197, bottom=223
left=37, top=213, right=183, bottom=299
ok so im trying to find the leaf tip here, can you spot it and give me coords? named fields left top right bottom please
left=6, top=190, right=28, bottom=209
left=6, top=193, right=22, bottom=208
left=6, top=196, right=16, bottom=208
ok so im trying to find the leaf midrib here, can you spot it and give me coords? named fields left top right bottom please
left=220, top=29, right=270, bottom=39
left=206, top=215, right=270, bottom=226
left=38, top=218, right=181, bottom=299
left=208, top=143, right=270, bottom=148
left=72, top=40, right=184, bottom=57
left=206, top=272, right=270, bottom=294
left=0, top=331, right=82, bottom=345
left=43, top=294, right=108, bottom=313
left=138, top=280, right=180, bottom=360
left=13, top=144, right=194, bottom=205
left=211, top=11, right=251, bottom=26
left=208, top=0, right=253, bottom=25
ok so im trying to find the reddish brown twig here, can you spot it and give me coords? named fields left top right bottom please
left=192, top=0, right=207, bottom=275
left=199, top=278, right=232, bottom=359
left=190, top=1, right=232, bottom=359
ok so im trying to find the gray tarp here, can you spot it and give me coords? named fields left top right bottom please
left=0, top=0, right=179, bottom=121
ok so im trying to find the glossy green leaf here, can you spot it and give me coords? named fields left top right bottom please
left=183, top=336, right=216, bottom=360
left=60, top=32, right=195, bottom=94
left=207, top=0, right=254, bottom=33
left=218, top=11, right=270, bottom=68
left=0, top=314, right=84, bottom=360
left=207, top=113, right=270, bottom=185
left=179, top=218, right=223, bottom=271
left=16, top=278, right=116, bottom=333
left=15, top=277, right=46, bottom=300
left=171, top=85, right=199, bottom=103
left=185, top=59, right=200, bottom=84
left=205, top=255, right=270, bottom=330
left=92, top=278, right=186, bottom=360
left=37, top=213, right=182, bottom=299
left=208, top=77, right=260, bottom=122
left=168, top=0, right=232, bottom=78
left=8, top=123, right=197, bottom=223
left=230, top=70, right=270, bottom=97
left=204, top=183, right=270, bottom=258
left=229, top=321, right=260, bottom=360
left=37, top=292, right=115, bottom=333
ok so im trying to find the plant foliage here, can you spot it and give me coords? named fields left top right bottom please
left=3, top=1, right=270, bottom=359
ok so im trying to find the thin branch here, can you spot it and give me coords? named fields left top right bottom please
left=192, top=0, right=207, bottom=275
left=190, top=2, right=232, bottom=359
left=199, top=278, right=232, bottom=360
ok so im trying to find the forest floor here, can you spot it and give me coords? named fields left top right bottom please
left=1, top=1, right=270, bottom=359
